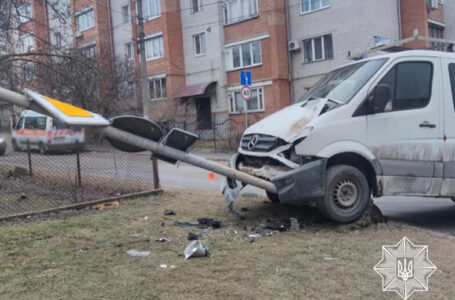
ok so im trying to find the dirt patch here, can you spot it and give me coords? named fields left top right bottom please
left=0, top=187, right=454, bottom=299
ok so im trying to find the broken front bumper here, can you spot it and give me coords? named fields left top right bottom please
left=221, top=154, right=327, bottom=218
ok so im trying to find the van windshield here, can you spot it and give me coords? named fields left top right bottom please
left=300, top=58, right=388, bottom=104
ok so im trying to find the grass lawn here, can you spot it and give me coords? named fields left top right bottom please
left=1, top=188, right=454, bottom=299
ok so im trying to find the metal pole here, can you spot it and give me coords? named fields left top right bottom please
left=100, top=126, right=277, bottom=194
left=137, top=0, right=150, bottom=119
left=152, top=157, right=160, bottom=189
left=244, top=100, right=248, bottom=129
left=76, top=142, right=82, bottom=187
left=27, top=139, right=33, bottom=177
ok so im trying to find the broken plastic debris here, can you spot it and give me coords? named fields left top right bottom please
left=127, top=249, right=150, bottom=257
left=289, top=218, right=300, bottom=230
left=260, top=219, right=291, bottom=232
left=160, top=264, right=167, bottom=269
left=187, top=232, right=202, bottom=241
left=184, top=240, right=209, bottom=260
left=174, top=218, right=222, bottom=229
left=144, top=216, right=149, bottom=220
left=156, top=233, right=169, bottom=243
left=197, top=218, right=221, bottom=228
left=130, top=233, right=142, bottom=238
left=324, top=257, right=335, bottom=261
left=164, top=209, right=176, bottom=215
left=249, top=233, right=262, bottom=239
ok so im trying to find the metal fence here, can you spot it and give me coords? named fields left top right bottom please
left=160, top=117, right=247, bottom=152
left=0, top=136, right=158, bottom=219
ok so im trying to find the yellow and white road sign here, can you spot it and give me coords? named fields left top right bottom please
left=25, top=89, right=109, bottom=126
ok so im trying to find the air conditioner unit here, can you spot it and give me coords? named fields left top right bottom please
left=75, top=31, right=82, bottom=38
left=428, top=0, right=439, bottom=9
left=288, top=40, right=301, bottom=52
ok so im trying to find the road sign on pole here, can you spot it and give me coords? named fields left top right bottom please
left=240, top=70, right=251, bottom=86
left=241, top=86, right=252, bottom=101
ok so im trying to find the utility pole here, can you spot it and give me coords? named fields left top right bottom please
left=137, top=0, right=160, bottom=189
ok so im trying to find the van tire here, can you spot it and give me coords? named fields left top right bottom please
left=317, top=165, right=370, bottom=223
left=39, top=143, right=47, bottom=155
left=266, top=191, right=280, bottom=203
left=12, top=139, right=20, bottom=151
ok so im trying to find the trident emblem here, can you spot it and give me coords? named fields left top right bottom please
left=397, top=258, right=414, bottom=282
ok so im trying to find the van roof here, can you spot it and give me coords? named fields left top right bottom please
left=340, top=50, right=455, bottom=69
left=20, top=110, right=49, bottom=118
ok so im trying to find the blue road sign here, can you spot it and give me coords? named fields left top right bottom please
left=240, top=70, right=252, bottom=86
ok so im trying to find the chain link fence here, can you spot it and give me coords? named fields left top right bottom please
left=0, top=134, right=157, bottom=219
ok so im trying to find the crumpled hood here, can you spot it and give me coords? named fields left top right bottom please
left=243, top=99, right=328, bottom=142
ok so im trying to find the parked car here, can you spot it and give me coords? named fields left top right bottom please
left=0, top=135, right=6, bottom=155
left=233, top=50, right=455, bottom=223
left=11, top=110, right=85, bottom=154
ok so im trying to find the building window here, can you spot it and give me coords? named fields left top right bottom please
left=80, top=44, right=96, bottom=59
left=53, top=32, right=61, bottom=48
left=76, top=8, right=95, bottom=32
left=122, top=5, right=130, bottom=24
left=149, top=77, right=166, bottom=100
left=193, top=33, right=206, bottom=56
left=19, top=34, right=35, bottom=53
left=228, top=40, right=261, bottom=70
left=429, top=24, right=444, bottom=51
left=303, top=34, right=333, bottom=63
left=224, top=0, right=258, bottom=25
left=142, top=0, right=161, bottom=21
left=145, top=35, right=164, bottom=60
left=21, top=63, right=37, bottom=82
left=125, top=43, right=133, bottom=60
left=18, top=3, right=33, bottom=24
left=191, top=0, right=202, bottom=13
left=229, top=87, right=264, bottom=113
left=301, top=0, right=330, bottom=13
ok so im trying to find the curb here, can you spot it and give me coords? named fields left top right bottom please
left=0, top=189, right=163, bottom=222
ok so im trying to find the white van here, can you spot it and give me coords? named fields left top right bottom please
left=12, top=110, right=85, bottom=154
left=234, top=50, right=455, bottom=223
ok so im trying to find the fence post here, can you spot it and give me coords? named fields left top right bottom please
left=76, top=141, right=82, bottom=188
left=27, top=139, right=33, bottom=177
left=152, top=157, right=160, bottom=189
left=212, top=118, right=217, bottom=153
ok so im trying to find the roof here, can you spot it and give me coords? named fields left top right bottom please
left=173, top=82, right=216, bottom=99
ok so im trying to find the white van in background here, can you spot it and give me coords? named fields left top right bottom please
left=11, top=110, right=85, bottom=154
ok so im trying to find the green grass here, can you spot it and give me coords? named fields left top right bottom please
left=1, top=187, right=454, bottom=299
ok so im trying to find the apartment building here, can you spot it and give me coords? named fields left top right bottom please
left=176, top=0, right=291, bottom=132
left=287, top=0, right=454, bottom=102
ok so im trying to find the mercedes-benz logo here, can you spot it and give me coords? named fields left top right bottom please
left=248, top=135, right=259, bottom=151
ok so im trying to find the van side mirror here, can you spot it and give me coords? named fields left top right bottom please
left=369, top=84, right=391, bottom=114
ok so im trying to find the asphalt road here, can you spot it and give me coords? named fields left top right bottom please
left=2, top=147, right=455, bottom=234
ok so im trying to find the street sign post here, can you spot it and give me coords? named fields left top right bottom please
left=240, top=70, right=252, bottom=128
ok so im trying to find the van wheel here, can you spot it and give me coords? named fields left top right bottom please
left=266, top=191, right=280, bottom=203
left=12, top=139, right=20, bottom=151
left=317, top=165, right=370, bottom=223
left=39, top=143, right=48, bottom=155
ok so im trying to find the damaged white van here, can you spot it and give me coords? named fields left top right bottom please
left=233, top=50, right=455, bottom=223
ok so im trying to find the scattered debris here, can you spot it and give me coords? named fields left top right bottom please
left=19, top=194, right=27, bottom=201
left=324, top=257, right=335, bottom=261
left=174, top=218, right=222, bottom=229
left=241, top=207, right=248, bottom=211
left=156, top=233, right=169, bottom=243
left=187, top=232, right=202, bottom=241
left=174, top=221, right=207, bottom=229
left=253, top=226, right=263, bottom=234
left=144, top=216, right=148, bottom=220
left=249, top=234, right=262, bottom=239
left=130, top=233, right=142, bottom=238
left=127, top=249, right=150, bottom=257
left=164, top=209, right=176, bottom=216
left=351, top=201, right=387, bottom=229
left=260, top=219, right=291, bottom=232
left=289, top=218, right=300, bottom=230
left=184, top=240, right=210, bottom=260
left=197, top=218, right=221, bottom=228
left=92, top=201, right=120, bottom=210
left=160, top=264, right=167, bottom=269
left=265, top=231, right=276, bottom=237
